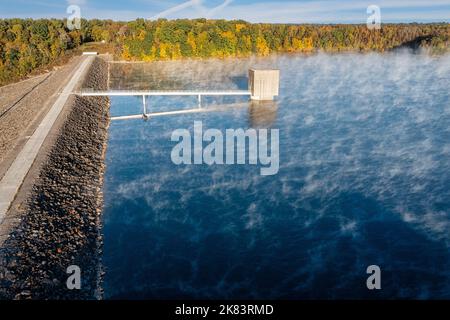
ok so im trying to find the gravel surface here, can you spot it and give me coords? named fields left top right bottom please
left=0, top=57, right=110, bottom=300
left=0, top=58, right=81, bottom=166
left=0, top=74, right=50, bottom=114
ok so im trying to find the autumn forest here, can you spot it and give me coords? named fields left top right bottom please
left=0, top=18, right=449, bottom=86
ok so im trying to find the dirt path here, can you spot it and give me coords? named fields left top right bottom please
left=0, top=73, right=51, bottom=114
left=0, top=56, right=83, bottom=175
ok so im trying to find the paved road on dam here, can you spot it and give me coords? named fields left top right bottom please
left=0, top=55, right=95, bottom=224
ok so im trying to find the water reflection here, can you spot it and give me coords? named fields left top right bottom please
left=248, top=100, right=279, bottom=128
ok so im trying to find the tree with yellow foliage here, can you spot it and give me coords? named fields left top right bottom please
left=256, top=36, right=270, bottom=56
left=121, top=44, right=132, bottom=60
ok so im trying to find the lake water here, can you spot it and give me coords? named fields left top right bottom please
left=102, top=53, right=450, bottom=299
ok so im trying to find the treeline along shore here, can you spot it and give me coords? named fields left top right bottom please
left=0, top=57, right=110, bottom=300
left=1, top=18, right=449, bottom=86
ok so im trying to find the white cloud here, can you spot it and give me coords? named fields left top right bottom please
left=151, top=0, right=234, bottom=20
left=66, top=0, right=87, bottom=5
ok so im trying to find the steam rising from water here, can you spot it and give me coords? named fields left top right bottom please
left=103, top=52, right=450, bottom=299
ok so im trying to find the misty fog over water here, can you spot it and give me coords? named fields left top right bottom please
left=102, top=52, right=450, bottom=299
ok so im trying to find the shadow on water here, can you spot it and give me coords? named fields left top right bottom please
left=391, top=35, right=434, bottom=53
left=230, top=76, right=249, bottom=90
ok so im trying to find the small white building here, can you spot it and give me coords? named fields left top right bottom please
left=248, top=69, right=280, bottom=101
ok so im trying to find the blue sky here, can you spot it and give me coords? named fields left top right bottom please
left=1, top=0, right=449, bottom=23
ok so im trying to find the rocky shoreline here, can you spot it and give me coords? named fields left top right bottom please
left=0, top=57, right=110, bottom=299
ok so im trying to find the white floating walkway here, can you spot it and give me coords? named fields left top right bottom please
left=111, top=108, right=214, bottom=121
left=0, top=56, right=95, bottom=224
left=80, top=90, right=251, bottom=97
left=111, top=103, right=248, bottom=121
left=79, top=68, right=279, bottom=121
left=80, top=90, right=252, bottom=121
